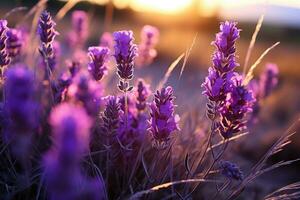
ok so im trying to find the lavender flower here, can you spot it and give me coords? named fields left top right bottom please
left=202, top=21, right=255, bottom=139
left=67, top=70, right=103, bottom=117
left=38, top=10, right=58, bottom=73
left=3, top=65, right=37, bottom=161
left=149, top=86, right=180, bottom=148
left=66, top=60, right=81, bottom=78
left=0, top=20, right=10, bottom=70
left=136, top=25, right=159, bottom=67
left=101, top=96, right=121, bottom=136
left=219, top=160, right=243, bottom=181
left=135, top=79, right=150, bottom=112
left=219, top=76, right=255, bottom=138
left=6, top=28, right=23, bottom=59
left=45, top=103, right=92, bottom=200
left=259, top=63, right=279, bottom=98
left=113, top=30, right=137, bottom=91
left=68, top=10, right=88, bottom=48
left=88, top=46, right=110, bottom=81
left=202, top=21, right=240, bottom=103
left=99, top=32, right=113, bottom=49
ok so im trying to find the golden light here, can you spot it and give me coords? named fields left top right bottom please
left=129, top=0, right=194, bottom=14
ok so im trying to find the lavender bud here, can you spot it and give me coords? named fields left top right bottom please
left=219, top=160, right=243, bottom=181
left=0, top=20, right=10, bottom=68
left=3, top=65, right=37, bottom=160
left=38, top=10, right=58, bottom=72
left=88, top=46, right=110, bottom=81
left=113, top=30, right=137, bottom=80
left=149, top=86, right=180, bottom=148
left=259, top=63, right=279, bottom=98
left=6, top=28, right=23, bottom=59
left=45, top=103, right=92, bottom=200
left=101, top=96, right=121, bottom=136
left=136, top=25, right=159, bottom=67
left=69, top=10, right=89, bottom=48
left=67, top=70, right=103, bottom=117
left=219, top=76, right=255, bottom=138
left=135, top=79, right=150, bottom=112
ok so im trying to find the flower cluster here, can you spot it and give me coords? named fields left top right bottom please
left=135, top=79, right=150, bottom=112
left=113, top=30, right=137, bottom=91
left=0, top=20, right=10, bottom=70
left=219, top=160, right=244, bottom=181
left=45, top=103, right=102, bottom=200
left=88, top=46, right=110, bottom=81
left=136, top=25, right=159, bottom=67
left=259, top=63, right=279, bottom=98
left=6, top=28, right=23, bottom=59
left=149, top=86, right=180, bottom=148
left=202, top=21, right=255, bottom=139
left=3, top=65, right=37, bottom=161
left=68, top=10, right=89, bottom=48
left=38, top=11, right=58, bottom=73
left=101, top=96, right=121, bottom=136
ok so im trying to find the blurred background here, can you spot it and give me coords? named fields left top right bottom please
left=1, top=0, right=299, bottom=198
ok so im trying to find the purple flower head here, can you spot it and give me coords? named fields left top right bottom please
left=213, top=21, right=240, bottom=58
left=66, top=59, right=81, bottom=78
left=88, top=46, right=110, bottom=81
left=38, top=11, right=58, bottom=45
left=113, top=30, right=137, bottom=80
left=101, top=96, right=121, bottom=136
left=259, top=63, right=279, bottom=98
left=219, top=160, right=243, bottom=181
left=3, top=65, right=37, bottom=160
left=136, top=25, right=159, bottom=66
left=6, top=28, right=23, bottom=59
left=149, top=86, right=180, bottom=148
left=201, top=67, right=224, bottom=101
left=135, top=79, right=150, bottom=112
left=38, top=11, right=58, bottom=72
left=219, top=76, right=255, bottom=138
left=99, top=32, right=113, bottom=48
left=49, top=103, right=92, bottom=155
left=67, top=70, right=103, bottom=117
left=45, top=103, right=92, bottom=200
left=0, top=20, right=10, bottom=68
left=69, top=10, right=89, bottom=47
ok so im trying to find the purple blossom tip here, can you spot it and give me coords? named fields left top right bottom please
left=136, top=79, right=150, bottom=112
left=38, top=11, right=58, bottom=45
left=0, top=20, right=10, bottom=68
left=136, top=25, right=159, bottom=66
left=259, top=63, right=279, bottom=98
left=49, top=103, right=92, bottom=154
left=88, top=46, right=110, bottom=81
left=113, top=30, right=137, bottom=80
left=101, top=96, right=121, bottom=136
left=219, top=160, right=243, bottom=181
left=6, top=28, right=23, bottom=58
left=149, top=86, right=180, bottom=147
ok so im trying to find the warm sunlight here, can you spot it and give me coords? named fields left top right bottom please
left=129, top=0, right=193, bottom=14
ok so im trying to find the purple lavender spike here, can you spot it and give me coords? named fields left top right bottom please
left=6, top=28, right=23, bottom=59
left=113, top=30, right=137, bottom=89
left=68, top=10, right=89, bottom=48
left=0, top=20, right=10, bottom=70
left=38, top=10, right=58, bottom=73
left=45, top=103, right=92, bottom=200
left=67, top=70, right=103, bottom=117
left=219, top=160, right=243, bottom=181
left=259, top=63, right=279, bottom=98
left=101, top=95, right=121, bottom=136
left=135, top=79, right=150, bottom=112
left=149, top=86, right=180, bottom=148
left=88, top=46, right=110, bottom=81
left=3, top=65, right=37, bottom=162
left=136, top=25, right=159, bottom=67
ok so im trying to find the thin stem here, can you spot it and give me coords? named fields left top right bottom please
left=124, top=79, right=128, bottom=131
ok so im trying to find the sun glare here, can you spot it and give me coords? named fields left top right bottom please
left=129, top=0, right=193, bottom=14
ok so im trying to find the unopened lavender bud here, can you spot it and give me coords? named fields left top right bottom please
left=88, top=46, right=110, bottom=81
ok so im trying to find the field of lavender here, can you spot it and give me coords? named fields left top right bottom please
left=0, top=1, right=299, bottom=200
